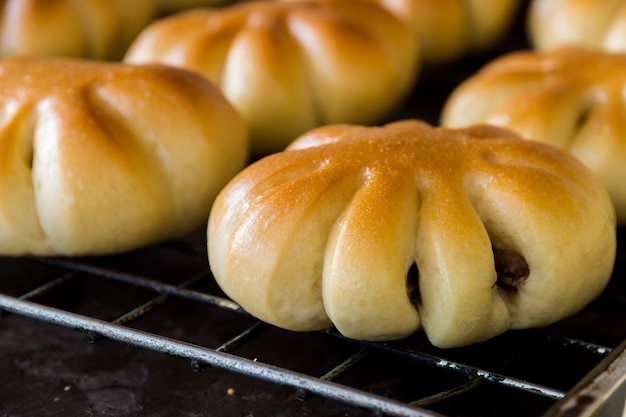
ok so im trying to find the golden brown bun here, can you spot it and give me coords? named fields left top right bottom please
left=361, top=0, right=523, bottom=63
left=207, top=120, right=615, bottom=348
left=441, top=46, right=626, bottom=224
left=0, top=0, right=158, bottom=60
left=0, top=56, right=248, bottom=256
left=528, top=0, right=626, bottom=52
left=124, top=0, right=420, bottom=156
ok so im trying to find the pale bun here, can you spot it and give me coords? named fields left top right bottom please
left=0, top=56, right=248, bottom=256
left=208, top=120, right=615, bottom=348
left=441, top=46, right=626, bottom=224
left=124, top=0, right=419, bottom=156
left=528, top=0, right=626, bottom=53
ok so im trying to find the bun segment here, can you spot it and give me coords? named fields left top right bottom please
left=208, top=120, right=615, bottom=348
left=0, top=56, right=248, bottom=256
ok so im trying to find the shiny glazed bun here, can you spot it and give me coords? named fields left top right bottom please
left=0, top=56, right=248, bottom=256
left=124, top=0, right=419, bottom=156
left=0, top=0, right=157, bottom=60
left=208, top=120, right=616, bottom=348
left=441, top=46, right=626, bottom=224
left=528, top=0, right=626, bottom=52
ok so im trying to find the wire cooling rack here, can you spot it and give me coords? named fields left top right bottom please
left=1, top=228, right=625, bottom=416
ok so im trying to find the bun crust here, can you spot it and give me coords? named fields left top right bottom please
left=208, top=120, right=616, bottom=348
left=124, top=0, right=419, bottom=156
left=528, top=0, right=626, bottom=53
left=441, top=46, right=626, bottom=223
left=0, top=56, right=248, bottom=256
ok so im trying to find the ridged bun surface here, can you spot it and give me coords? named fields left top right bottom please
left=0, top=56, right=248, bottom=256
left=208, top=120, right=616, bottom=348
left=441, top=46, right=626, bottom=224
left=124, top=0, right=419, bottom=156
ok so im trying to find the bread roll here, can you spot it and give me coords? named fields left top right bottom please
left=0, top=56, right=248, bottom=256
left=528, top=0, right=626, bottom=53
left=207, top=120, right=615, bottom=348
left=441, top=46, right=626, bottom=224
left=0, top=0, right=158, bottom=60
left=124, top=0, right=419, bottom=156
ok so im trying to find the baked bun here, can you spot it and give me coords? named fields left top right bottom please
left=0, top=56, right=248, bottom=256
left=362, top=0, right=523, bottom=63
left=207, top=120, right=616, bottom=348
left=124, top=0, right=419, bottom=156
left=528, top=0, right=626, bottom=52
left=441, top=46, right=626, bottom=224
left=0, top=0, right=158, bottom=60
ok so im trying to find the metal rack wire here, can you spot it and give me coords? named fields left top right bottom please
left=1, top=230, right=625, bottom=417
